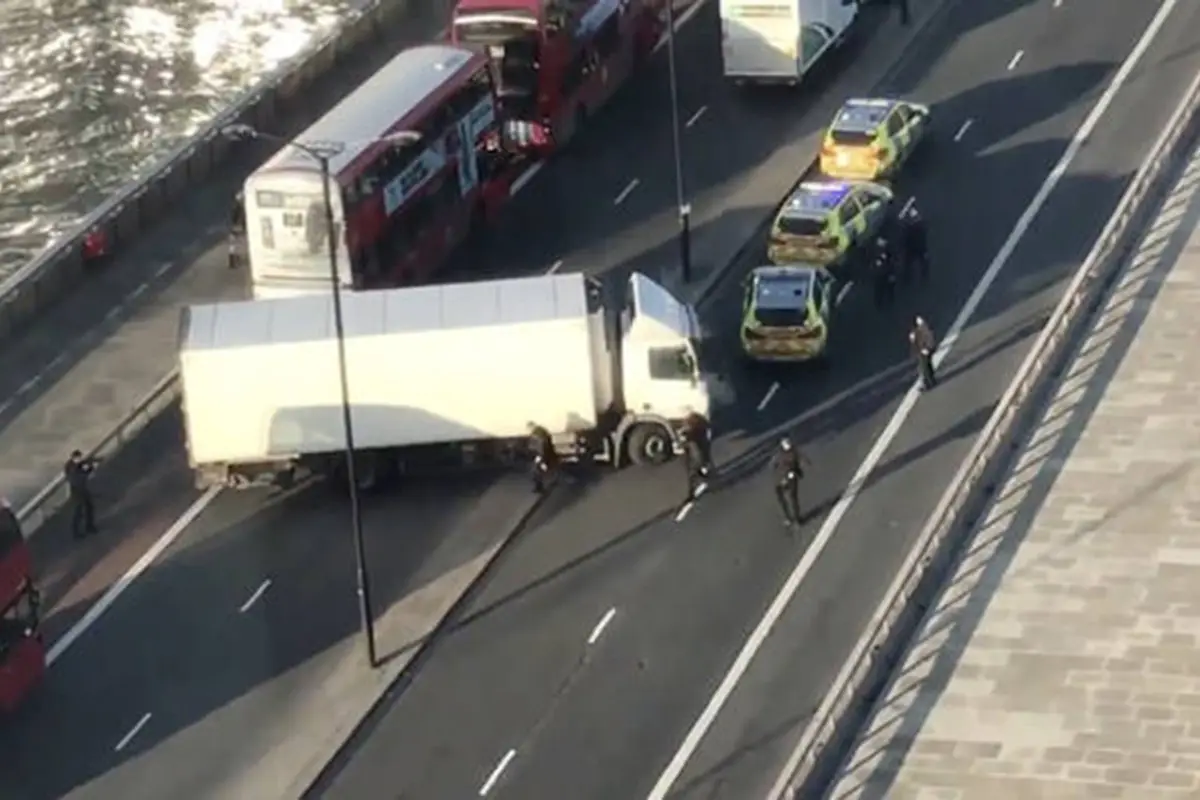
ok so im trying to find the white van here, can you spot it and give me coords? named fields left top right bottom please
left=720, top=0, right=858, bottom=85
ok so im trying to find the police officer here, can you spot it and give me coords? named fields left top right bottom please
left=770, top=437, right=806, bottom=528
left=682, top=410, right=715, bottom=500
left=64, top=450, right=99, bottom=539
left=909, top=316, right=938, bottom=390
left=526, top=423, right=556, bottom=494
left=228, top=192, right=246, bottom=269
left=901, top=205, right=930, bottom=285
left=871, top=236, right=897, bottom=309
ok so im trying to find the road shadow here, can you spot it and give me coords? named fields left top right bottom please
left=818, top=142, right=1200, bottom=800
left=0, top=407, right=522, bottom=799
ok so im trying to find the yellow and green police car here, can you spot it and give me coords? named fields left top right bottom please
left=740, top=265, right=836, bottom=363
left=767, top=180, right=893, bottom=270
left=820, top=97, right=932, bottom=181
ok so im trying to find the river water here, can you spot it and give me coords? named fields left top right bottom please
left=0, top=0, right=354, bottom=279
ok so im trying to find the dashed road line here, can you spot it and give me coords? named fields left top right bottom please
left=115, top=712, right=152, bottom=752
left=614, top=179, right=640, bottom=206
left=1007, top=50, right=1024, bottom=71
left=587, top=607, right=617, bottom=645
left=480, top=748, right=517, bottom=795
left=757, top=382, right=779, bottom=412
left=953, top=118, right=973, bottom=142
left=238, top=579, right=272, bottom=613
left=685, top=106, right=708, bottom=128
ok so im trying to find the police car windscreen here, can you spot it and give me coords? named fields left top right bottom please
left=778, top=216, right=824, bottom=236
left=754, top=276, right=810, bottom=327
left=830, top=130, right=874, bottom=146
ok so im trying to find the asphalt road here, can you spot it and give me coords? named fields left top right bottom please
left=307, top=0, right=1200, bottom=798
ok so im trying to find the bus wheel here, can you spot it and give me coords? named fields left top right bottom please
left=626, top=423, right=673, bottom=466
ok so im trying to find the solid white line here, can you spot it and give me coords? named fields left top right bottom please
left=1007, top=50, right=1024, bottom=71
left=114, top=712, right=152, bottom=752
left=835, top=281, right=853, bottom=307
left=545, top=258, right=564, bottom=274
left=675, top=501, right=695, bottom=522
left=480, top=748, right=517, bottom=795
left=614, top=179, right=640, bottom=205
left=587, top=607, right=618, bottom=645
left=953, top=118, right=973, bottom=142
left=238, top=579, right=272, bottom=613
left=47, top=486, right=222, bottom=665
left=644, top=0, right=1178, bottom=796
left=685, top=106, right=708, bottom=128
left=757, top=382, right=779, bottom=412
left=510, top=162, right=544, bottom=196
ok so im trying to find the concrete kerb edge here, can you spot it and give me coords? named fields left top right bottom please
left=288, top=487, right=548, bottom=799
left=772, top=65, right=1200, bottom=800
left=0, top=0, right=408, bottom=341
left=682, top=0, right=955, bottom=310
left=17, top=370, right=182, bottom=540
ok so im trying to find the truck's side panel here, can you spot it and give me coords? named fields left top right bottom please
left=180, top=274, right=602, bottom=466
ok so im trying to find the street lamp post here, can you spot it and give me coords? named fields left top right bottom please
left=222, top=124, right=419, bottom=669
left=663, top=0, right=692, bottom=283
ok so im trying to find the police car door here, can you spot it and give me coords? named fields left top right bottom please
left=838, top=193, right=866, bottom=247
left=882, top=110, right=907, bottom=171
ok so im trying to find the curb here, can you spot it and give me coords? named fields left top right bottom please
left=770, top=62, right=1200, bottom=800
left=290, top=485, right=548, bottom=798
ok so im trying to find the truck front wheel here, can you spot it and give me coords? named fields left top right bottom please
left=627, top=424, right=673, bottom=466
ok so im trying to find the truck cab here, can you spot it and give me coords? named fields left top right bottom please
left=0, top=500, right=44, bottom=713
left=617, top=274, right=717, bottom=463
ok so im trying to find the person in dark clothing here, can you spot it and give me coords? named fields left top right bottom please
left=871, top=237, right=897, bottom=309
left=900, top=205, right=930, bottom=285
left=771, top=437, right=807, bottom=528
left=64, top=450, right=99, bottom=538
left=909, top=316, right=938, bottom=390
left=228, top=192, right=246, bottom=269
left=527, top=423, right=556, bottom=494
left=895, top=0, right=911, bottom=25
left=681, top=411, right=715, bottom=500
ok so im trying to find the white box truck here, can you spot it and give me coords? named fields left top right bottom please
left=178, top=271, right=720, bottom=489
left=720, top=0, right=857, bottom=85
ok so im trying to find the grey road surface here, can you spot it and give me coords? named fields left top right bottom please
left=306, top=0, right=1200, bottom=798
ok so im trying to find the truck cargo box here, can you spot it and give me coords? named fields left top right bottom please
left=179, top=274, right=606, bottom=467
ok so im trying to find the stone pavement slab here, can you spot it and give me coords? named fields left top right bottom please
left=824, top=140, right=1200, bottom=799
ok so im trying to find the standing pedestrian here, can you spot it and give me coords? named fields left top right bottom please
left=682, top=411, right=714, bottom=500
left=909, top=316, right=938, bottom=390
left=526, top=422, right=556, bottom=494
left=872, top=238, right=897, bottom=309
left=770, top=438, right=806, bottom=529
left=901, top=205, right=930, bottom=285
left=228, top=192, right=246, bottom=269
left=64, top=450, right=99, bottom=539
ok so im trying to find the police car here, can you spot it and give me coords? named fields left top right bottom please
left=767, top=180, right=893, bottom=270
left=740, top=265, right=835, bottom=363
left=820, top=97, right=932, bottom=181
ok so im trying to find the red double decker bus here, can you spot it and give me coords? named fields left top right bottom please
left=451, top=0, right=664, bottom=149
left=244, top=44, right=534, bottom=299
left=0, top=500, right=43, bottom=713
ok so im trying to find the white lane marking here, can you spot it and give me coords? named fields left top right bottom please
left=114, top=712, right=152, bottom=752
left=899, top=196, right=916, bottom=216
left=614, top=179, right=640, bottom=206
left=128, top=281, right=149, bottom=301
left=685, top=106, right=708, bottom=128
left=835, top=281, right=853, bottom=307
left=510, top=162, right=544, bottom=195
left=104, top=305, right=122, bottom=323
left=18, top=376, right=39, bottom=395
left=1007, top=50, right=1024, bottom=71
left=0, top=398, right=12, bottom=416
left=154, top=262, right=172, bottom=278
left=653, top=0, right=706, bottom=53
left=953, top=118, right=973, bottom=142
left=757, top=382, right=780, bottom=412
left=47, top=486, right=222, bottom=665
left=645, top=0, right=1178, bottom=795
left=238, top=579, right=272, bottom=613
left=545, top=258, right=564, bottom=274
left=587, top=607, right=618, bottom=645
left=1054, top=0, right=1063, bottom=6
left=675, top=501, right=695, bottom=522
left=480, top=748, right=517, bottom=796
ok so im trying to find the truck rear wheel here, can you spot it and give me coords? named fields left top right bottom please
left=627, top=423, right=673, bottom=466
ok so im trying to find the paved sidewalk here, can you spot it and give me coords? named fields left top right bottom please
left=825, top=140, right=1200, bottom=799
